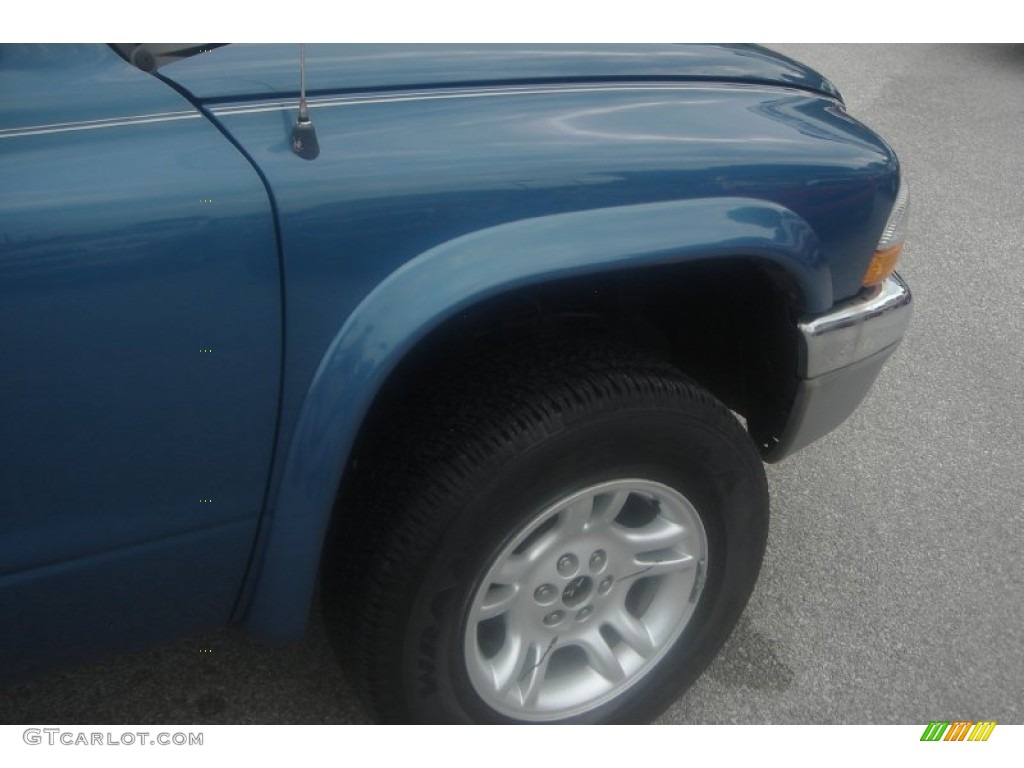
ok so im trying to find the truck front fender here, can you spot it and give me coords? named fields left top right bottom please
left=243, top=196, right=828, bottom=639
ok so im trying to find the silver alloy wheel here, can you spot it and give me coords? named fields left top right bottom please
left=463, top=478, right=709, bottom=721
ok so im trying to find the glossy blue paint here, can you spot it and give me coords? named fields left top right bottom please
left=1, top=520, right=258, bottom=682
left=0, top=45, right=902, bottom=666
left=176, top=74, right=897, bottom=638
left=210, top=85, right=891, bottom=446
left=0, top=45, right=281, bottom=671
left=161, top=43, right=841, bottom=102
left=0, top=44, right=191, bottom=131
left=245, top=197, right=825, bottom=637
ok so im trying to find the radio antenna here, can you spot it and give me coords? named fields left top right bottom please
left=291, top=43, right=320, bottom=160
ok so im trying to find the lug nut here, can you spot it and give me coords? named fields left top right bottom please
left=543, top=610, right=565, bottom=627
left=576, top=606, right=593, bottom=621
left=534, top=584, right=557, bottom=604
left=598, top=575, right=614, bottom=595
left=556, top=554, right=578, bottom=577
left=589, top=549, right=607, bottom=572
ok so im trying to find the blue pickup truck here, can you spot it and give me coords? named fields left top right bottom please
left=0, top=43, right=911, bottom=723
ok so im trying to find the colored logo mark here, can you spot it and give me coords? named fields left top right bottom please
left=920, top=721, right=996, bottom=742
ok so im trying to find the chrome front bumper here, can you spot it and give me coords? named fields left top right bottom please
left=764, top=274, right=913, bottom=461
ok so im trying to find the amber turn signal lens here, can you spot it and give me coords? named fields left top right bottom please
left=862, top=243, right=903, bottom=287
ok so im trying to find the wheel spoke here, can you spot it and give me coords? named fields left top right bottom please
left=478, top=584, right=519, bottom=620
left=614, top=516, right=688, bottom=554
left=494, top=527, right=559, bottom=583
left=494, top=554, right=530, bottom=584
left=517, top=639, right=556, bottom=708
left=590, top=489, right=631, bottom=529
left=490, top=634, right=556, bottom=707
left=499, top=528, right=561, bottom=582
left=490, top=634, right=530, bottom=695
left=578, top=632, right=626, bottom=683
left=559, top=494, right=595, bottom=536
left=607, top=613, right=655, bottom=658
left=630, top=552, right=698, bottom=577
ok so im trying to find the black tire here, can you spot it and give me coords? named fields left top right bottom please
left=322, top=342, right=769, bottom=723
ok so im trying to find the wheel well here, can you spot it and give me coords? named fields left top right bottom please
left=343, top=258, right=800, bottom=481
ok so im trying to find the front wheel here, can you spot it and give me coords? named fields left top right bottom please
left=323, top=343, right=769, bottom=723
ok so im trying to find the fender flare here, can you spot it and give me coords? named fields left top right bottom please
left=243, top=196, right=829, bottom=638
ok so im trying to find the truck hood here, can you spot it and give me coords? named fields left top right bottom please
left=157, top=44, right=841, bottom=103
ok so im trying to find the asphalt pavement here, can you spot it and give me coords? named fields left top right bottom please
left=2, top=44, right=1022, bottom=725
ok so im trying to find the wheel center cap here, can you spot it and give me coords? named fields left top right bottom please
left=562, top=576, right=593, bottom=607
